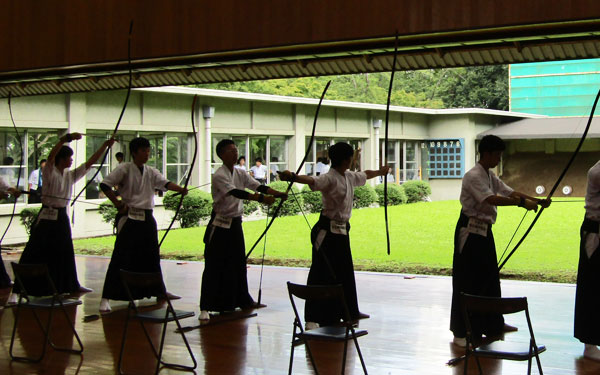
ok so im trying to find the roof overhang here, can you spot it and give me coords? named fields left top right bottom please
left=478, top=116, right=600, bottom=139
left=3, top=20, right=600, bottom=99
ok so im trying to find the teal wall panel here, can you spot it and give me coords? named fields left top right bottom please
left=510, top=59, right=600, bottom=116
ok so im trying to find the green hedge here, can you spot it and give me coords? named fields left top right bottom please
left=99, top=200, right=118, bottom=228
left=302, top=185, right=323, bottom=214
left=163, top=189, right=213, bottom=228
left=243, top=198, right=261, bottom=216
left=402, top=180, right=432, bottom=203
left=268, top=181, right=302, bottom=216
left=353, top=185, right=377, bottom=208
left=19, top=207, right=41, bottom=235
left=375, top=183, right=407, bottom=206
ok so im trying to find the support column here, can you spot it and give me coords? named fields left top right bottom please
left=68, top=93, right=87, bottom=238
left=372, top=118, right=382, bottom=184
left=203, top=105, right=215, bottom=192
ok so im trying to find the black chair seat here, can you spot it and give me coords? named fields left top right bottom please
left=118, top=270, right=197, bottom=375
left=460, top=294, right=545, bottom=375
left=287, top=282, right=368, bottom=374
left=135, top=308, right=195, bottom=323
left=300, top=326, right=368, bottom=341
left=9, top=263, right=84, bottom=363
left=26, top=297, right=82, bottom=308
left=475, top=342, right=547, bottom=361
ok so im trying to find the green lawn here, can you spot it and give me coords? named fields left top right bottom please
left=73, top=199, right=585, bottom=283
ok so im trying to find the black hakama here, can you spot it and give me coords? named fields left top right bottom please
left=574, top=217, right=600, bottom=345
left=305, top=214, right=359, bottom=326
left=450, top=212, right=504, bottom=339
left=0, top=255, right=11, bottom=288
left=14, top=207, right=81, bottom=295
left=200, top=213, right=254, bottom=311
left=101, top=210, right=162, bottom=301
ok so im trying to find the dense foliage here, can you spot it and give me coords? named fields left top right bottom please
left=163, top=189, right=213, bottom=228
left=200, top=65, right=508, bottom=110
left=402, top=181, right=432, bottom=203
left=353, top=185, right=378, bottom=208
left=19, top=207, right=41, bottom=235
left=268, top=181, right=302, bottom=216
left=302, top=185, right=323, bottom=214
left=375, top=183, right=408, bottom=206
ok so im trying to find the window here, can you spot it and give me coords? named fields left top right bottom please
left=305, top=138, right=361, bottom=176
left=166, top=134, right=190, bottom=185
left=379, top=140, right=421, bottom=184
left=0, top=130, right=25, bottom=203
left=143, top=134, right=164, bottom=173
left=85, top=132, right=191, bottom=199
left=269, top=137, right=287, bottom=181
left=212, top=135, right=289, bottom=183
left=86, top=134, right=111, bottom=199
left=423, top=139, right=464, bottom=179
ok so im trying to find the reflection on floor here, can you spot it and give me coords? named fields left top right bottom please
left=0, top=254, right=598, bottom=374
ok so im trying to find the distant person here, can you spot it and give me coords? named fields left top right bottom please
left=321, top=158, right=330, bottom=175
left=98, top=137, right=188, bottom=313
left=249, top=157, right=267, bottom=184
left=0, top=156, right=15, bottom=187
left=278, top=142, right=389, bottom=328
left=235, top=156, right=246, bottom=170
left=450, top=135, right=550, bottom=347
left=28, top=159, right=46, bottom=203
left=575, top=158, right=600, bottom=361
left=115, top=151, right=125, bottom=164
left=270, top=157, right=279, bottom=181
left=0, top=176, right=21, bottom=288
left=199, top=139, right=287, bottom=320
left=8, top=132, right=114, bottom=304
left=315, top=157, right=324, bottom=176
left=85, top=167, right=103, bottom=199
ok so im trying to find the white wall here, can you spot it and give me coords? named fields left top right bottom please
left=0, top=89, right=515, bottom=244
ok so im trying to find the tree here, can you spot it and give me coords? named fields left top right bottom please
left=199, top=65, right=508, bottom=110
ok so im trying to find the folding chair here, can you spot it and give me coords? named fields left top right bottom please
left=286, top=282, right=368, bottom=375
left=9, top=262, right=84, bottom=362
left=461, top=293, right=546, bottom=375
left=118, top=270, right=197, bottom=375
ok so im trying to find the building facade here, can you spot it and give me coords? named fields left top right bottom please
left=0, top=87, right=539, bottom=244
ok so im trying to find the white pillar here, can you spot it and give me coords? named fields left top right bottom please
left=373, top=119, right=382, bottom=184
left=203, top=106, right=215, bottom=192
left=68, top=93, right=88, bottom=238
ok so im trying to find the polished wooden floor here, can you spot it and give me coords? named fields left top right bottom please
left=0, top=253, right=599, bottom=374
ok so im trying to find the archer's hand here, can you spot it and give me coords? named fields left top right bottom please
left=70, top=132, right=83, bottom=141
left=8, top=188, right=21, bottom=198
left=115, top=201, right=128, bottom=215
left=523, top=199, right=538, bottom=212
left=538, top=198, right=551, bottom=208
left=273, top=191, right=288, bottom=201
left=0, top=191, right=8, bottom=200
left=379, top=165, right=391, bottom=176
left=104, top=137, right=116, bottom=148
left=263, top=195, right=276, bottom=205
left=277, top=170, right=294, bottom=182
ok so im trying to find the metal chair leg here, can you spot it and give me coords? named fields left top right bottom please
left=342, top=335, right=349, bottom=375
left=288, top=325, right=297, bottom=375
left=171, top=312, right=198, bottom=371
left=118, top=310, right=132, bottom=375
left=304, top=341, right=320, bottom=375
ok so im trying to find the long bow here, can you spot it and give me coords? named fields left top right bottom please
left=71, top=21, right=134, bottom=206
left=158, top=95, right=199, bottom=247
left=0, top=93, right=23, bottom=246
left=383, top=33, right=399, bottom=256
left=245, top=81, right=331, bottom=260
left=498, top=87, right=600, bottom=271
